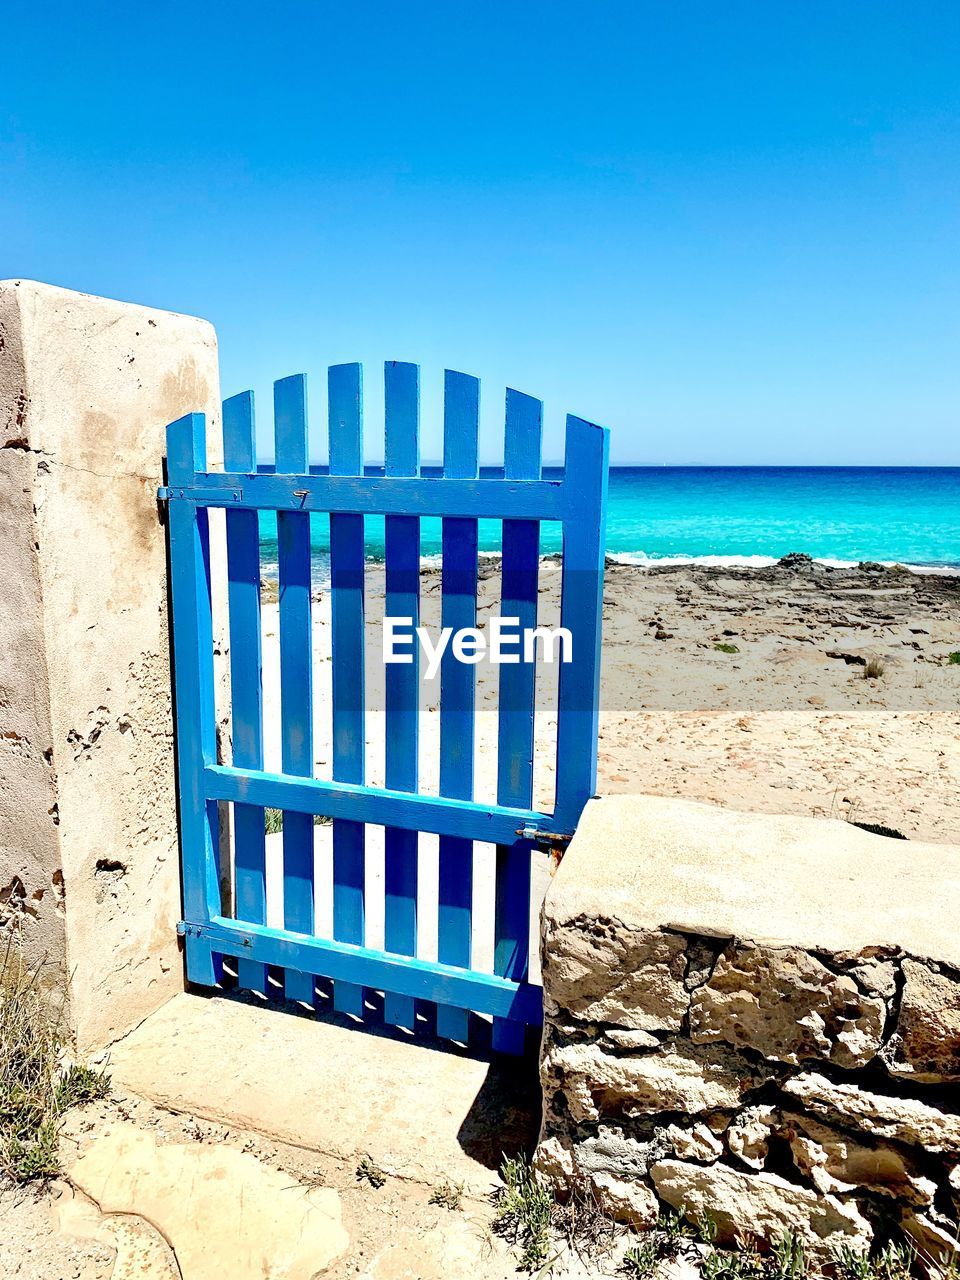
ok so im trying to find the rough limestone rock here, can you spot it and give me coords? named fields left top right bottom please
left=535, top=1129, right=661, bottom=1227
left=535, top=1136, right=578, bottom=1182
left=588, top=1171, right=659, bottom=1228
left=604, top=1028, right=662, bottom=1052
left=541, top=1038, right=768, bottom=1124
left=783, top=1112, right=936, bottom=1206
left=68, top=1122, right=349, bottom=1279
left=726, top=1106, right=777, bottom=1171
left=851, top=958, right=898, bottom=999
left=886, top=960, right=960, bottom=1083
left=902, top=1213, right=960, bottom=1269
left=663, top=1122, right=723, bottom=1163
left=541, top=919, right=689, bottom=1030
left=650, top=1160, right=872, bottom=1254
left=536, top=796, right=960, bottom=1245
left=569, top=1125, right=665, bottom=1180
left=689, top=944, right=885, bottom=1069
left=536, top=1135, right=577, bottom=1182
left=783, top=1073, right=960, bottom=1155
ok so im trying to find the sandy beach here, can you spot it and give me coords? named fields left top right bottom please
left=248, top=555, right=960, bottom=835
left=221, top=555, right=960, bottom=975
left=591, top=556, right=960, bottom=844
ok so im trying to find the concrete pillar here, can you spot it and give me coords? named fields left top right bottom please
left=0, top=280, right=223, bottom=1052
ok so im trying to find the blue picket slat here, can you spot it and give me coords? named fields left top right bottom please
left=166, top=413, right=221, bottom=987
left=274, top=374, right=316, bottom=1004
left=383, top=361, right=420, bottom=1031
left=492, top=389, right=543, bottom=1054
left=223, top=391, right=267, bottom=994
left=436, top=371, right=480, bottom=1044
left=328, top=363, right=367, bottom=1018
left=554, top=416, right=610, bottom=832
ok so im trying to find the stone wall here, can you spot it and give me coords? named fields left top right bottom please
left=0, top=280, right=224, bottom=1052
left=536, top=795, right=960, bottom=1264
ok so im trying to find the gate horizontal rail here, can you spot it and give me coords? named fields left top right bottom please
left=160, top=473, right=565, bottom=518
left=180, top=916, right=544, bottom=1025
left=205, top=764, right=564, bottom=844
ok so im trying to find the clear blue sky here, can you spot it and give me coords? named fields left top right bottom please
left=2, top=3, right=958, bottom=465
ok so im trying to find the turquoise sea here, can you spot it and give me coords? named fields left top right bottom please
left=258, top=467, right=960, bottom=578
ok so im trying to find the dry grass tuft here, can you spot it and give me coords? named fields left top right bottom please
left=0, top=941, right=110, bottom=1183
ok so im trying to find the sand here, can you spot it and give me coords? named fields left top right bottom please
left=210, top=555, right=960, bottom=977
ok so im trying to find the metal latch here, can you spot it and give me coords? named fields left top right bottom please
left=516, top=826, right=574, bottom=869
left=516, top=826, right=573, bottom=845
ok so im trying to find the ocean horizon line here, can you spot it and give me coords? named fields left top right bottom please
left=253, top=461, right=960, bottom=473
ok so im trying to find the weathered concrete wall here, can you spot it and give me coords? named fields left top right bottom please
left=0, top=280, right=223, bottom=1051
left=0, top=286, right=64, bottom=976
left=536, top=795, right=960, bottom=1263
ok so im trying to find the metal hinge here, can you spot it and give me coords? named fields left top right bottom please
left=156, top=486, right=245, bottom=503
left=177, top=920, right=204, bottom=939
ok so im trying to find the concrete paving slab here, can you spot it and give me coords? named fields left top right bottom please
left=108, top=991, right=541, bottom=1194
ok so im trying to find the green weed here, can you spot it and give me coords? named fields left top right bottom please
left=832, top=1243, right=874, bottom=1280
left=621, top=1238, right=660, bottom=1278
left=355, top=1153, right=387, bottom=1188
left=833, top=1241, right=916, bottom=1280
left=430, top=1179, right=464, bottom=1211
left=769, top=1231, right=808, bottom=1280
left=657, top=1205, right=696, bottom=1248
left=618, top=1204, right=702, bottom=1277
left=493, top=1155, right=554, bottom=1273
left=873, top=1243, right=917, bottom=1280
left=55, top=1063, right=110, bottom=1110
left=696, top=1211, right=719, bottom=1246
left=700, top=1230, right=804, bottom=1280
left=702, top=1240, right=765, bottom=1280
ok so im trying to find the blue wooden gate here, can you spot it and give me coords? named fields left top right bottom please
left=163, top=363, right=608, bottom=1054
